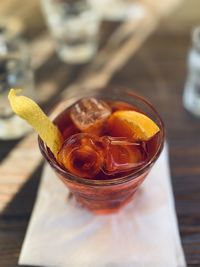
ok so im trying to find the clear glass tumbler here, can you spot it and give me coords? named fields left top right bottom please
left=0, top=27, right=35, bottom=140
left=41, top=0, right=101, bottom=64
left=183, top=26, right=200, bottom=117
left=39, top=89, right=165, bottom=214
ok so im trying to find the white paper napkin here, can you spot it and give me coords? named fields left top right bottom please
left=19, top=145, right=186, bottom=267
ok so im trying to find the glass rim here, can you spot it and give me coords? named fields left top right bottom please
left=38, top=90, right=165, bottom=186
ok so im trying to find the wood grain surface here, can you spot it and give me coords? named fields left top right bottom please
left=0, top=0, right=200, bottom=266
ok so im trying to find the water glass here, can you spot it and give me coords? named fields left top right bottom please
left=0, top=27, right=35, bottom=140
left=41, top=0, right=101, bottom=64
left=183, top=26, right=200, bottom=117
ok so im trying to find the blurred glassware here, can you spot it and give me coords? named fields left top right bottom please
left=0, top=25, right=35, bottom=140
left=88, top=0, right=145, bottom=21
left=41, top=0, right=101, bottom=64
left=183, top=26, right=200, bottom=117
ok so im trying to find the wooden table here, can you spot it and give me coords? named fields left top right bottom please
left=0, top=4, right=200, bottom=266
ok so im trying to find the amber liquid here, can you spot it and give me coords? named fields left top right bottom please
left=40, top=97, right=164, bottom=213
left=55, top=100, right=161, bottom=180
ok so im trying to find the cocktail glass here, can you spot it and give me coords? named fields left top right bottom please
left=38, top=88, right=165, bottom=214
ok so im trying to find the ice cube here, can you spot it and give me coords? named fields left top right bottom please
left=58, top=133, right=148, bottom=179
left=70, top=97, right=111, bottom=135
left=101, top=136, right=148, bottom=175
left=58, top=133, right=104, bottom=179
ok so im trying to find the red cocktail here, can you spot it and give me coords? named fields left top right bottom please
left=39, top=89, right=164, bottom=214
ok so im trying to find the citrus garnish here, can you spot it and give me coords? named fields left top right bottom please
left=107, top=110, right=160, bottom=141
left=8, top=89, right=63, bottom=158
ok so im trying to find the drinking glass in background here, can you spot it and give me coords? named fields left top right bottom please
left=88, top=0, right=145, bottom=21
left=183, top=26, right=200, bottom=117
left=41, top=0, right=101, bottom=64
left=0, top=24, right=35, bottom=140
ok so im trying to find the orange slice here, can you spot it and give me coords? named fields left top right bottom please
left=107, top=110, right=160, bottom=141
left=8, top=89, right=63, bottom=158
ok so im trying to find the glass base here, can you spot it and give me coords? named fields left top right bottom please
left=57, top=43, right=97, bottom=64
left=77, top=194, right=134, bottom=214
left=0, top=115, right=32, bottom=140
